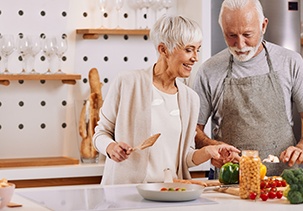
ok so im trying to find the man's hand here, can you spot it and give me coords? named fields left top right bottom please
left=280, top=145, right=303, bottom=166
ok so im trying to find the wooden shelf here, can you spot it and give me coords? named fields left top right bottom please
left=0, top=73, right=81, bottom=86
left=76, top=28, right=150, bottom=39
left=0, top=157, right=79, bottom=168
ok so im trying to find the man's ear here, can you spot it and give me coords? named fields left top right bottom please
left=262, top=18, right=269, bottom=35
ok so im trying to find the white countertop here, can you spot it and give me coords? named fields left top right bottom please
left=3, top=183, right=302, bottom=211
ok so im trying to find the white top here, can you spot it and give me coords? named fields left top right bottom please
left=144, top=85, right=181, bottom=182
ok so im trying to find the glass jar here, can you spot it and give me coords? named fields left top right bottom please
left=239, top=150, right=261, bottom=199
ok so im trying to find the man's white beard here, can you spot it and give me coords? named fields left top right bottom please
left=228, top=36, right=263, bottom=62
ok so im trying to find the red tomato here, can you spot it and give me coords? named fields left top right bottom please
left=260, top=180, right=267, bottom=190
left=269, top=181, right=277, bottom=188
left=276, top=191, right=283, bottom=199
left=275, top=180, right=282, bottom=187
left=281, top=180, right=287, bottom=187
left=160, top=187, right=168, bottom=191
left=268, top=191, right=276, bottom=199
left=249, top=192, right=257, bottom=200
left=270, top=187, right=277, bottom=192
left=260, top=192, right=269, bottom=201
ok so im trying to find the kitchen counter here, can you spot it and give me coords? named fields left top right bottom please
left=3, top=183, right=303, bottom=211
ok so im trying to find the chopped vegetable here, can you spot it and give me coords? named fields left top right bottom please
left=160, top=187, right=186, bottom=191
left=219, top=162, right=239, bottom=184
left=281, top=168, right=303, bottom=204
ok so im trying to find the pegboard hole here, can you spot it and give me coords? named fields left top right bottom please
left=83, top=78, right=88, bottom=83
left=18, top=124, right=24, bottom=130
left=18, top=101, right=24, bottom=107
left=18, top=10, right=24, bottom=16
left=62, top=123, right=67, bottom=128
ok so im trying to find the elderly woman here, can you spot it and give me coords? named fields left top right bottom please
left=93, top=15, right=240, bottom=185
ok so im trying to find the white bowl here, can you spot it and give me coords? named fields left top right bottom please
left=0, top=183, right=15, bottom=209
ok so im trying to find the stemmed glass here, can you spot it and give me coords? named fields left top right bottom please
left=115, top=0, right=125, bottom=28
left=17, top=35, right=32, bottom=74
left=99, top=0, right=108, bottom=28
left=0, top=34, right=15, bottom=74
left=128, top=0, right=143, bottom=29
left=42, top=37, right=56, bottom=74
left=53, top=35, right=68, bottom=74
left=161, top=0, right=174, bottom=14
left=28, top=35, right=41, bottom=74
left=142, top=0, right=155, bottom=28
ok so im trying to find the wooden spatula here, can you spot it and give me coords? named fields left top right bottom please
left=132, top=133, right=161, bottom=151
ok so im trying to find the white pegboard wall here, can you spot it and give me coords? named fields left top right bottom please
left=0, top=0, right=177, bottom=160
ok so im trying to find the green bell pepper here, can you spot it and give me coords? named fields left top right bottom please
left=219, top=162, right=239, bottom=184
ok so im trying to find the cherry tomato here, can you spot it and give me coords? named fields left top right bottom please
left=276, top=190, right=283, bottom=199
left=270, top=187, right=277, bottom=192
left=268, top=191, right=276, bottom=199
left=281, top=180, right=287, bottom=187
left=260, top=192, right=269, bottom=201
left=269, top=181, right=277, bottom=188
left=249, top=192, right=257, bottom=200
left=260, top=180, right=267, bottom=189
left=275, top=180, right=282, bottom=187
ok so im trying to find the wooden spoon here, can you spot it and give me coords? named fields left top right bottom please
left=132, top=133, right=161, bottom=151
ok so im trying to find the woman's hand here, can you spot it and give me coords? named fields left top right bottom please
left=106, top=142, right=132, bottom=162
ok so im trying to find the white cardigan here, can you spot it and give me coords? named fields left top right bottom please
left=93, top=66, right=200, bottom=185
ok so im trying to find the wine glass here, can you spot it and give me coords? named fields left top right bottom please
left=99, top=0, right=109, bottom=28
left=53, top=35, right=68, bottom=74
left=153, top=0, right=164, bottom=19
left=115, top=0, right=125, bottom=28
left=128, top=0, right=144, bottom=29
left=42, top=36, right=56, bottom=74
left=161, top=0, right=174, bottom=14
left=29, top=35, right=42, bottom=74
left=142, top=0, right=155, bottom=28
left=17, top=34, right=32, bottom=74
left=0, top=34, right=15, bottom=74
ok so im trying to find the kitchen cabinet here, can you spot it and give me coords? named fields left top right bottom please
left=76, top=28, right=150, bottom=39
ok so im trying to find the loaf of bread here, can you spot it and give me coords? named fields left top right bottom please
left=79, top=68, right=103, bottom=160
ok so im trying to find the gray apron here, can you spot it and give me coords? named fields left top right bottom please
left=217, top=44, right=297, bottom=176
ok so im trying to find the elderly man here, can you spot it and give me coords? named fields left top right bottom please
left=194, top=0, right=303, bottom=176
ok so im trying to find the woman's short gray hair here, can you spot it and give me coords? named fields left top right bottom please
left=150, top=15, right=202, bottom=53
left=218, top=0, right=265, bottom=29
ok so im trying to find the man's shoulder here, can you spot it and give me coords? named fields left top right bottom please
left=266, top=41, right=301, bottom=59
